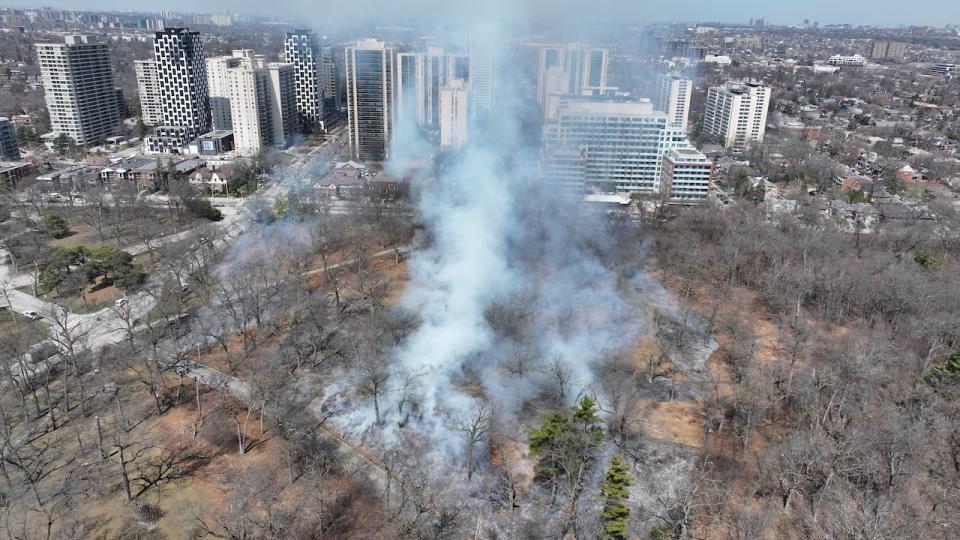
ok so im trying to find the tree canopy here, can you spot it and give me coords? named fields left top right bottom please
left=39, top=245, right=144, bottom=295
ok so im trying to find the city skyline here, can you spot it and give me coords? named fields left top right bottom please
left=29, top=0, right=960, bottom=28
left=2, top=0, right=960, bottom=537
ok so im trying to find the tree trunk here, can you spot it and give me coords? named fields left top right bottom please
left=195, top=378, right=203, bottom=427
left=465, top=442, right=475, bottom=481
left=236, top=418, right=245, bottom=455
left=115, top=391, right=127, bottom=433
left=96, top=416, right=106, bottom=460
left=116, top=445, right=133, bottom=501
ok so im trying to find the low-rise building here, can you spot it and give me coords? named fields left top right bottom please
left=188, top=130, right=235, bottom=155
left=99, top=156, right=204, bottom=191
left=896, top=164, right=921, bottom=182
left=0, top=160, right=33, bottom=188
left=36, top=164, right=99, bottom=191
left=189, top=164, right=241, bottom=193
left=313, top=162, right=406, bottom=200
left=703, top=54, right=732, bottom=66
left=827, top=54, right=867, bottom=67
left=661, top=147, right=714, bottom=201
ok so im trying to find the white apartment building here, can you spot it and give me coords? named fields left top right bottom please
left=396, top=48, right=468, bottom=131
left=135, top=60, right=163, bottom=126
left=542, top=99, right=692, bottom=193
left=439, top=80, right=468, bottom=148
left=222, top=53, right=297, bottom=157
left=227, top=55, right=270, bottom=157
left=206, top=52, right=246, bottom=129
left=655, top=73, right=692, bottom=129
left=662, top=147, right=714, bottom=201
left=284, top=30, right=323, bottom=128
left=703, top=80, right=771, bottom=153
left=148, top=28, right=210, bottom=153
left=345, top=39, right=394, bottom=162
left=36, top=35, right=119, bottom=146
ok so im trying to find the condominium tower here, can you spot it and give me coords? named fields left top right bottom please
left=536, top=43, right=608, bottom=104
left=216, top=50, right=296, bottom=156
left=284, top=30, right=323, bottom=129
left=345, top=39, right=394, bottom=161
left=206, top=52, right=245, bottom=129
left=869, top=40, right=907, bottom=61
left=702, top=80, right=771, bottom=153
left=36, top=35, right=119, bottom=146
left=135, top=60, right=163, bottom=126
left=439, top=79, right=468, bottom=148
left=148, top=28, right=211, bottom=152
left=320, top=45, right=340, bottom=111
left=396, top=48, right=468, bottom=129
left=655, top=73, right=692, bottom=129
left=468, top=27, right=495, bottom=117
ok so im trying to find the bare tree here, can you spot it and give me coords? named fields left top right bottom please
left=455, top=403, right=491, bottom=480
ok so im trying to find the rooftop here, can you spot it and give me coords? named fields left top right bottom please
left=559, top=99, right=657, bottom=117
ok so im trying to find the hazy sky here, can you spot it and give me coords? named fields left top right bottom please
left=38, top=0, right=959, bottom=28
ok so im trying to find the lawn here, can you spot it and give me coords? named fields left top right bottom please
left=20, top=277, right=126, bottom=315
left=64, top=280, right=124, bottom=314
left=0, top=308, right=50, bottom=348
left=49, top=207, right=204, bottom=251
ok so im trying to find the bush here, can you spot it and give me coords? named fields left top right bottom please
left=913, top=250, right=940, bottom=269
left=650, top=524, right=672, bottom=540
left=922, top=352, right=960, bottom=389
left=186, top=198, right=223, bottom=221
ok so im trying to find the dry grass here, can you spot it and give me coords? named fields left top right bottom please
left=0, top=309, right=49, bottom=347
left=74, top=375, right=285, bottom=538
left=630, top=399, right=704, bottom=448
left=49, top=209, right=199, bottom=251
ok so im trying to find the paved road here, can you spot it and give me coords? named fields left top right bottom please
left=0, top=130, right=344, bottom=350
left=6, top=138, right=398, bottom=494
left=1, top=181, right=282, bottom=354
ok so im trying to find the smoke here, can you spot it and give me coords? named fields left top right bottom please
left=359, top=24, right=646, bottom=460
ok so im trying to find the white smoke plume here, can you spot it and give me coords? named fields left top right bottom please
left=361, top=24, right=647, bottom=460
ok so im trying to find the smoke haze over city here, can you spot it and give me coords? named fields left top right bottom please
left=37, top=0, right=960, bottom=27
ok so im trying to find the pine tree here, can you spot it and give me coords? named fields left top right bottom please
left=599, top=455, right=633, bottom=540
left=529, top=396, right=605, bottom=509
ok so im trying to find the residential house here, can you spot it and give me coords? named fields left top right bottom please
left=189, top=164, right=242, bottom=194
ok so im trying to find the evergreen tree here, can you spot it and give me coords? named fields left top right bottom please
left=40, top=211, right=70, bottom=239
left=599, top=455, right=633, bottom=540
left=529, top=396, right=604, bottom=503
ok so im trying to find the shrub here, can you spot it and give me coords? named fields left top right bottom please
left=186, top=198, right=223, bottom=221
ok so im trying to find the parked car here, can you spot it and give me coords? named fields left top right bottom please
left=23, top=310, right=39, bottom=320
left=114, top=297, right=128, bottom=307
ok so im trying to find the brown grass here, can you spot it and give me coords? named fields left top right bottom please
left=630, top=399, right=704, bottom=448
